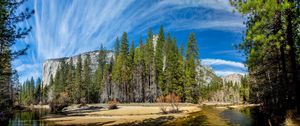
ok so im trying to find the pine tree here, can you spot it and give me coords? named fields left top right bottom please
left=185, top=32, right=199, bottom=103
left=66, top=58, right=75, bottom=102
left=231, top=0, right=300, bottom=123
left=112, top=32, right=130, bottom=102
left=144, top=28, right=156, bottom=102
left=163, top=33, right=172, bottom=94
left=120, top=32, right=130, bottom=102
left=102, top=56, right=114, bottom=102
left=83, top=54, right=92, bottom=103
left=34, top=78, right=42, bottom=104
left=29, top=77, right=35, bottom=103
left=164, top=35, right=182, bottom=96
left=92, top=44, right=106, bottom=103
left=133, top=38, right=146, bottom=102
left=114, top=37, right=121, bottom=59
left=128, top=41, right=135, bottom=101
left=75, top=55, right=83, bottom=103
left=177, top=44, right=186, bottom=100
left=0, top=0, right=34, bottom=116
left=155, top=26, right=165, bottom=96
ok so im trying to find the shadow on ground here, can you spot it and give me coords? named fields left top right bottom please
left=115, top=111, right=210, bottom=126
left=115, top=116, right=175, bottom=126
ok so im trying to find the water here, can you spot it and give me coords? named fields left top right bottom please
left=220, top=107, right=270, bottom=126
left=2, top=106, right=270, bottom=126
left=4, top=109, right=54, bottom=126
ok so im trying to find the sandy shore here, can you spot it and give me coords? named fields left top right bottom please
left=44, top=103, right=200, bottom=125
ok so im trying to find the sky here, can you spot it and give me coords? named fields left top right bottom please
left=13, top=0, right=247, bottom=83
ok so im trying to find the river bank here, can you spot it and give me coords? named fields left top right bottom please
left=42, top=103, right=264, bottom=125
left=10, top=102, right=298, bottom=125
left=43, top=103, right=200, bottom=125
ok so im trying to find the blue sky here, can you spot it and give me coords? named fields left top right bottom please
left=13, top=0, right=247, bottom=83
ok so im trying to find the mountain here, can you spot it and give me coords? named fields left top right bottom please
left=221, top=73, right=243, bottom=85
left=42, top=50, right=219, bottom=87
left=42, top=50, right=114, bottom=87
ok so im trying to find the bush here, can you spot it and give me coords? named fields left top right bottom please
left=156, top=93, right=181, bottom=114
left=107, top=99, right=118, bottom=110
left=79, top=98, right=87, bottom=108
left=156, top=95, right=168, bottom=114
left=50, top=92, right=70, bottom=113
left=166, top=93, right=181, bottom=113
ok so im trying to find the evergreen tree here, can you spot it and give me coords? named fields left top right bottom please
left=128, top=41, right=135, bottom=101
left=114, top=37, right=121, bottom=59
left=163, top=33, right=172, bottom=94
left=34, top=78, right=42, bottom=104
left=0, top=0, right=34, bottom=117
left=92, top=44, right=106, bottom=103
left=29, top=77, right=35, bottom=103
left=231, top=0, right=300, bottom=123
left=66, top=58, right=75, bottom=102
left=144, top=28, right=156, bottom=102
left=177, top=44, right=185, bottom=100
left=120, top=32, right=130, bottom=101
left=185, top=32, right=199, bottom=103
left=133, top=38, right=146, bottom=102
left=155, top=26, right=165, bottom=96
left=75, top=55, right=83, bottom=103
left=83, top=54, right=92, bottom=103
left=112, top=32, right=130, bottom=102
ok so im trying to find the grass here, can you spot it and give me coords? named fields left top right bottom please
left=164, top=106, right=229, bottom=126
left=44, top=104, right=200, bottom=125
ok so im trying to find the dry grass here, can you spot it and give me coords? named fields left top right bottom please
left=87, top=106, right=199, bottom=116
left=44, top=103, right=200, bottom=125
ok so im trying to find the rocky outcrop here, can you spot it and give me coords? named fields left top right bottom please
left=221, top=73, right=243, bottom=86
left=42, top=50, right=113, bottom=87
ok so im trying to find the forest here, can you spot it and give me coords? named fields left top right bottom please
left=1, top=0, right=300, bottom=125
left=17, top=28, right=250, bottom=107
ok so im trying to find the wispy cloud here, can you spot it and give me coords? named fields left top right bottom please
left=202, top=58, right=245, bottom=69
left=15, top=63, right=41, bottom=82
left=214, top=70, right=246, bottom=77
left=201, top=58, right=247, bottom=76
left=13, top=0, right=245, bottom=82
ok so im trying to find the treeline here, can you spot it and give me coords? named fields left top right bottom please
left=18, top=77, right=47, bottom=105
left=48, top=26, right=203, bottom=104
left=199, top=75, right=249, bottom=103
left=231, top=0, right=300, bottom=124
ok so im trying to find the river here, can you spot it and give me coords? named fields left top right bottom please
left=2, top=106, right=271, bottom=126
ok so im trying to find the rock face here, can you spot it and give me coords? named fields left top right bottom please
left=42, top=50, right=114, bottom=87
left=42, top=50, right=219, bottom=87
left=221, top=73, right=243, bottom=85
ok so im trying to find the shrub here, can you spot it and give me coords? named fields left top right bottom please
left=107, top=99, right=118, bottom=110
left=79, top=98, right=87, bottom=108
left=50, top=92, right=70, bottom=113
left=156, top=93, right=181, bottom=114
left=166, top=93, right=181, bottom=113
left=156, top=95, right=168, bottom=114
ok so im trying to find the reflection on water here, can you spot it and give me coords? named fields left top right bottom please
left=220, top=107, right=269, bottom=126
left=1, top=106, right=279, bottom=126
left=6, top=109, right=53, bottom=126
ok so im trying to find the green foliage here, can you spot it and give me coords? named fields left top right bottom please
left=20, top=77, right=48, bottom=105
left=29, top=26, right=211, bottom=105
left=83, top=54, right=92, bottom=103
left=155, top=26, right=165, bottom=94
left=75, top=55, right=83, bottom=103
left=92, top=44, right=106, bottom=103
left=231, top=0, right=300, bottom=123
left=1, top=0, right=34, bottom=115
left=185, top=32, right=199, bottom=103
left=164, top=34, right=182, bottom=96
